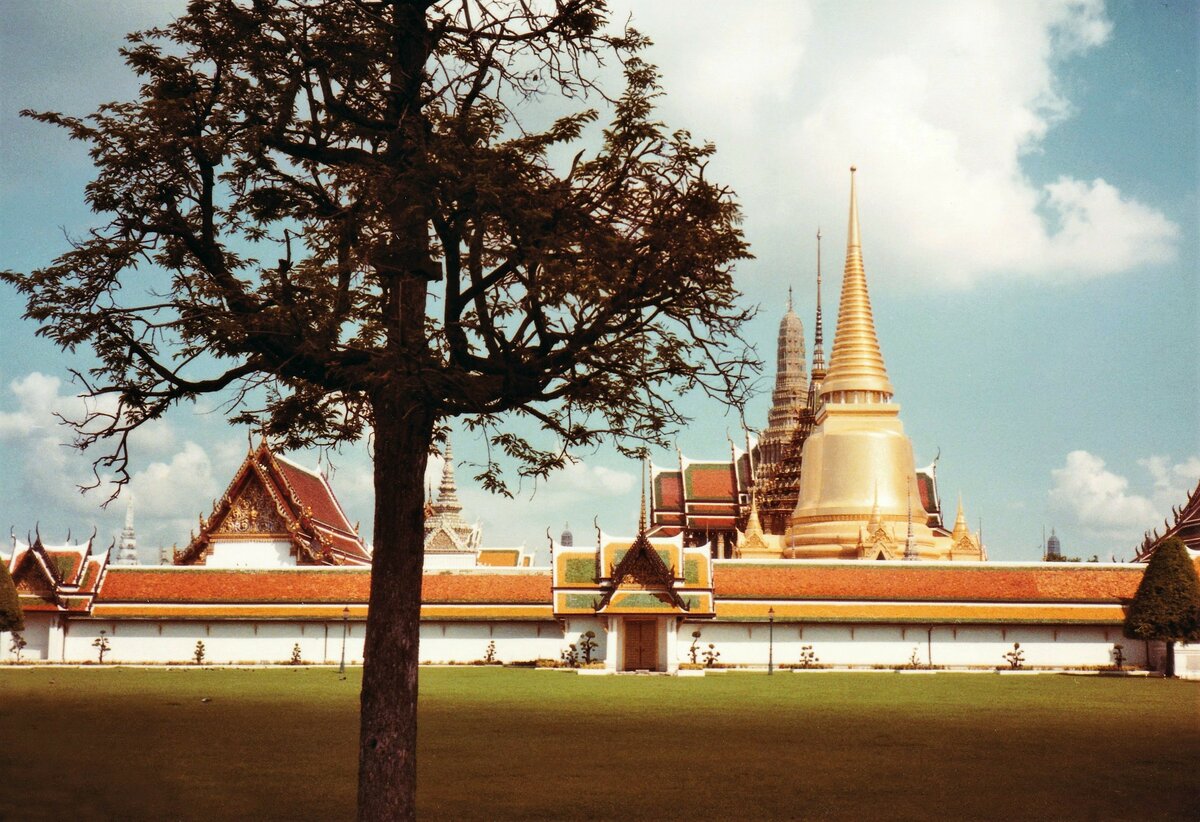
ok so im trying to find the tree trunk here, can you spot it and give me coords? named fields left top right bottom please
left=357, top=391, right=434, bottom=822
left=1165, top=640, right=1175, bottom=678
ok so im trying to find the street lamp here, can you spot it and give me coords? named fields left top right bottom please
left=339, top=606, right=350, bottom=674
left=768, top=607, right=775, bottom=675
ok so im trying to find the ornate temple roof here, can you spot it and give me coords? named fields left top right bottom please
left=649, top=446, right=753, bottom=537
left=1135, top=478, right=1200, bottom=561
left=176, top=441, right=371, bottom=566
left=7, top=531, right=107, bottom=613
left=424, top=436, right=482, bottom=553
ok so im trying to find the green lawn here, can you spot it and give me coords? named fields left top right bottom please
left=1, top=668, right=1196, bottom=821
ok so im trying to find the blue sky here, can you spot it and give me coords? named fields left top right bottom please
left=1, top=0, right=1196, bottom=563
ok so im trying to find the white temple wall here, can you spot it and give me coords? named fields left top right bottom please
left=4, top=614, right=1152, bottom=670
left=417, top=621, right=565, bottom=664
left=679, top=622, right=1145, bottom=669
left=60, top=620, right=368, bottom=665
left=1, top=613, right=55, bottom=661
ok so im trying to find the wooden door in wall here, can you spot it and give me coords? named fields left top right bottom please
left=623, top=619, right=658, bottom=671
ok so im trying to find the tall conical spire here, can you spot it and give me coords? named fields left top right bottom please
left=903, top=487, right=920, bottom=560
left=638, top=456, right=648, bottom=534
left=951, top=495, right=969, bottom=542
left=115, top=495, right=138, bottom=565
left=820, top=167, right=894, bottom=403
left=811, top=227, right=826, bottom=381
left=424, top=433, right=482, bottom=552
left=762, top=276, right=808, bottom=459
left=432, top=436, right=462, bottom=514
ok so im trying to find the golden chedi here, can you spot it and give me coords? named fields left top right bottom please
left=786, top=168, right=980, bottom=561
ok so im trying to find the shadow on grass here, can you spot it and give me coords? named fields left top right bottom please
left=1, top=668, right=1196, bottom=821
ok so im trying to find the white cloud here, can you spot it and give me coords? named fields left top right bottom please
left=608, top=0, right=1178, bottom=288
left=1049, top=451, right=1199, bottom=545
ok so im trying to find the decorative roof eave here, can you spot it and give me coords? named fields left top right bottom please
left=1134, top=478, right=1200, bottom=561
left=595, top=531, right=689, bottom=612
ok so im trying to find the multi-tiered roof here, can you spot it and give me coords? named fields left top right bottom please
left=177, top=440, right=371, bottom=566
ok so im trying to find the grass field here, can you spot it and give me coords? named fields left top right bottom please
left=1, top=667, right=1197, bottom=821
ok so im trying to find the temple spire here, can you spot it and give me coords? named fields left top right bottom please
left=866, top=482, right=881, bottom=533
left=951, top=495, right=969, bottom=542
left=761, top=267, right=808, bottom=461
left=812, top=227, right=826, bottom=381
left=432, top=436, right=462, bottom=515
left=903, top=487, right=920, bottom=560
left=638, top=457, right=648, bottom=534
left=115, top=495, right=138, bottom=565
left=820, top=167, right=895, bottom=404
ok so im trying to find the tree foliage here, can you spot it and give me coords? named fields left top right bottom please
left=0, top=558, right=23, bottom=633
left=3, top=0, right=753, bottom=492
left=1124, top=537, right=1200, bottom=644
left=2, top=2, right=754, bottom=819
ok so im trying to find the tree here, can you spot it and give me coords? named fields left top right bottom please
left=93, top=630, right=111, bottom=663
left=0, top=558, right=22, bottom=634
left=1, top=3, right=753, bottom=819
left=1124, top=537, right=1200, bottom=678
left=9, top=633, right=28, bottom=663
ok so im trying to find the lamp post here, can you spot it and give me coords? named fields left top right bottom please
left=339, top=606, right=350, bottom=674
left=768, top=607, right=775, bottom=675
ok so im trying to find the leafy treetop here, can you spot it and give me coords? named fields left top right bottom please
left=1124, top=536, right=1200, bottom=644
left=2, top=0, right=755, bottom=496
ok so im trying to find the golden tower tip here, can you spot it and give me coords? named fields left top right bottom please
left=818, top=166, right=894, bottom=402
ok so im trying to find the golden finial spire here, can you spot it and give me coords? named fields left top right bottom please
left=903, top=486, right=920, bottom=560
left=820, top=166, right=895, bottom=403
left=811, top=227, right=826, bottom=380
left=638, top=455, right=648, bottom=534
left=952, top=494, right=969, bottom=541
left=866, top=481, right=881, bottom=532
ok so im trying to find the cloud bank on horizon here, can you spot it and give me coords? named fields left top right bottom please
left=613, top=0, right=1179, bottom=287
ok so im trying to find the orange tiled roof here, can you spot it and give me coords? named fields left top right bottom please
left=276, top=457, right=355, bottom=534
left=44, top=549, right=85, bottom=583
left=96, top=567, right=551, bottom=605
left=685, top=463, right=736, bottom=499
left=654, top=471, right=684, bottom=509
left=714, top=563, right=1144, bottom=603
left=423, top=572, right=550, bottom=603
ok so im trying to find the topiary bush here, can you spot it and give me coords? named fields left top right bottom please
left=579, top=631, right=598, bottom=664
left=1002, top=642, right=1024, bottom=670
left=1124, top=536, right=1200, bottom=678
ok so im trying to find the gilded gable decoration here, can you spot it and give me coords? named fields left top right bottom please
left=217, top=479, right=287, bottom=535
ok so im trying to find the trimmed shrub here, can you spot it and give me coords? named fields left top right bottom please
left=1124, top=536, right=1200, bottom=678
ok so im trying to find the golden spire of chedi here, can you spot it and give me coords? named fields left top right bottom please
left=784, top=166, right=985, bottom=561
left=819, top=166, right=895, bottom=404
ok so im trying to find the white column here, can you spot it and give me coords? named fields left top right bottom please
left=665, top=618, right=679, bottom=673
left=605, top=618, right=620, bottom=672
left=48, top=617, right=65, bottom=662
